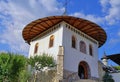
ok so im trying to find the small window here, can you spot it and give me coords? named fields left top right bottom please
left=72, top=35, right=76, bottom=48
left=49, top=35, right=55, bottom=48
left=89, top=44, right=93, bottom=56
left=34, top=43, right=39, bottom=54
left=80, top=41, right=86, bottom=54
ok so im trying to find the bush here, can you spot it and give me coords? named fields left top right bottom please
left=113, top=66, right=120, bottom=70
left=0, top=53, right=56, bottom=82
left=0, top=52, right=29, bottom=82
left=28, top=53, right=56, bottom=82
left=28, top=53, right=56, bottom=70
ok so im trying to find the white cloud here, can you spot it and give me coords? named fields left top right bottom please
left=100, top=0, right=110, bottom=12
left=71, top=12, right=104, bottom=24
left=105, top=0, right=120, bottom=25
left=0, top=0, right=63, bottom=56
left=109, top=38, right=120, bottom=46
left=71, top=0, right=120, bottom=25
left=100, top=0, right=120, bottom=25
left=118, top=31, right=120, bottom=36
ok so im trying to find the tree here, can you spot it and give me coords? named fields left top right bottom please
left=0, top=52, right=56, bottom=82
left=0, top=52, right=29, bottom=82
left=113, top=66, right=120, bottom=70
left=28, top=53, right=56, bottom=71
left=28, top=53, right=56, bottom=82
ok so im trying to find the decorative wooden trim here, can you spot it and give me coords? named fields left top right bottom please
left=65, top=23, right=98, bottom=44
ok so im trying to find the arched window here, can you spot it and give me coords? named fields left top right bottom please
left=49, top=35, right=54, bottom=48
left=72, top=35, right=76, bottom=48
left=80, top=41, right=86, bottom=54
left=34, top=43, right=39, bottom=54
left=89, top=44, right=93, bottom=56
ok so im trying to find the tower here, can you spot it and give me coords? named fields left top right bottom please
left=101, top=52, right=108, bottom=66
left=22, top=16, right=107, bottom=81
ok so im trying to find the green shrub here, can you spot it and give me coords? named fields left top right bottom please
left=28, top=53, right=56, bottom=70
left=0, top=52, right=29, bottom=82
left=113, top=66, right=120, bottom=70
left=28, top=53, right=56, bottom=82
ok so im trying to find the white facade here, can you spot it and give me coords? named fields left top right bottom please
left=29, top=23, right=63, bottom=60
left=29, top=21, right=99, bottom=78
left=62, top=22, right=99, bottom=78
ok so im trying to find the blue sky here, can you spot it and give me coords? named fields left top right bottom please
left=0, top=0, right=120, bottom=65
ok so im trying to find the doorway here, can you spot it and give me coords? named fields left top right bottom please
left=78, top=61, right=90, bottom=79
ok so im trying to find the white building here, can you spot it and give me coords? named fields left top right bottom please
left=22, top=16, right=107, bottom=81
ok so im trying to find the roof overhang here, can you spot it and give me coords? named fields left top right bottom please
left=22, top=15, right=107, bottom=47
left=107, top=54, right=120, bottom=65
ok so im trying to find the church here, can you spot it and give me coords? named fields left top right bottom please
left=22, top=15, right=107, bottom=82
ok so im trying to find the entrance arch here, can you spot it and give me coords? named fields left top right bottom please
left=78, top=61, right=90, bottom=79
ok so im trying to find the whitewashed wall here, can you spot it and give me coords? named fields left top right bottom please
left=29, top=21, right=99, bottom=78
left=29, top=24, right=63, bottom=60
left=62, top=23, right=99, bottom=78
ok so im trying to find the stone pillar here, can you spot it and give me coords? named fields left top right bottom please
left=57, top=46, right=64, bottom=82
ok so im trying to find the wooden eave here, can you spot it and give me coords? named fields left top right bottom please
left=22, top=16, right=107, bottom=47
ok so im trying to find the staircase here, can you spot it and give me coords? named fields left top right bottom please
left=62, top=79, right=100, bottom=82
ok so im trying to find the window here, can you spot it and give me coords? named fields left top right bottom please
left=89, top=44, right=93, bottom=56
left=49, top=35, right=54, bottom=48
left=34, top=43, right=39, bottom=54
left=72, top=35, right=76, bottom=48
left=80, top=41, right=86, bottom=54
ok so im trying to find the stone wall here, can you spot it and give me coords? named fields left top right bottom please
left=28, top=69, right=57, bottom=82
left=57, top=46, right=64, bottom=81
left=64, top=69, right=80, bottom=82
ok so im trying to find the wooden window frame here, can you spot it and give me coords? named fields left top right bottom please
left=89, top=44, right=93, bottom=56
left=72, top=35, right=76, bottom=48
left=49, top=35, right=55, bottom=48
left=34, top=43, right=39, bottom=54
left=80, top=41, right=86, bottom=54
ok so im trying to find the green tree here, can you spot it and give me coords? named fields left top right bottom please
left=0, top=52, right=10, bottom=82
left=113, top=66, right=120, bottom=70
left=0, top=52, right=29, bottom=82
left=28, top=53, right=56, bottom=82
left=28, top=53, right=56, bottom=70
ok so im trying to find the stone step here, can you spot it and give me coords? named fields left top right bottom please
left=73, top=79, right=98, bottom=82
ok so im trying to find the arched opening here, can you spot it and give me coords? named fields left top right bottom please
left=72, top=35, right=76, bottom=48
left=80, top=41, right=86, bottom=54
left=49, top=35, right=55, bottom=48
left=34, top=43, right=39, bottom=54
left=89, top=44, right=93, bottom=56
left=78, top=61, right=90, bottom=79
